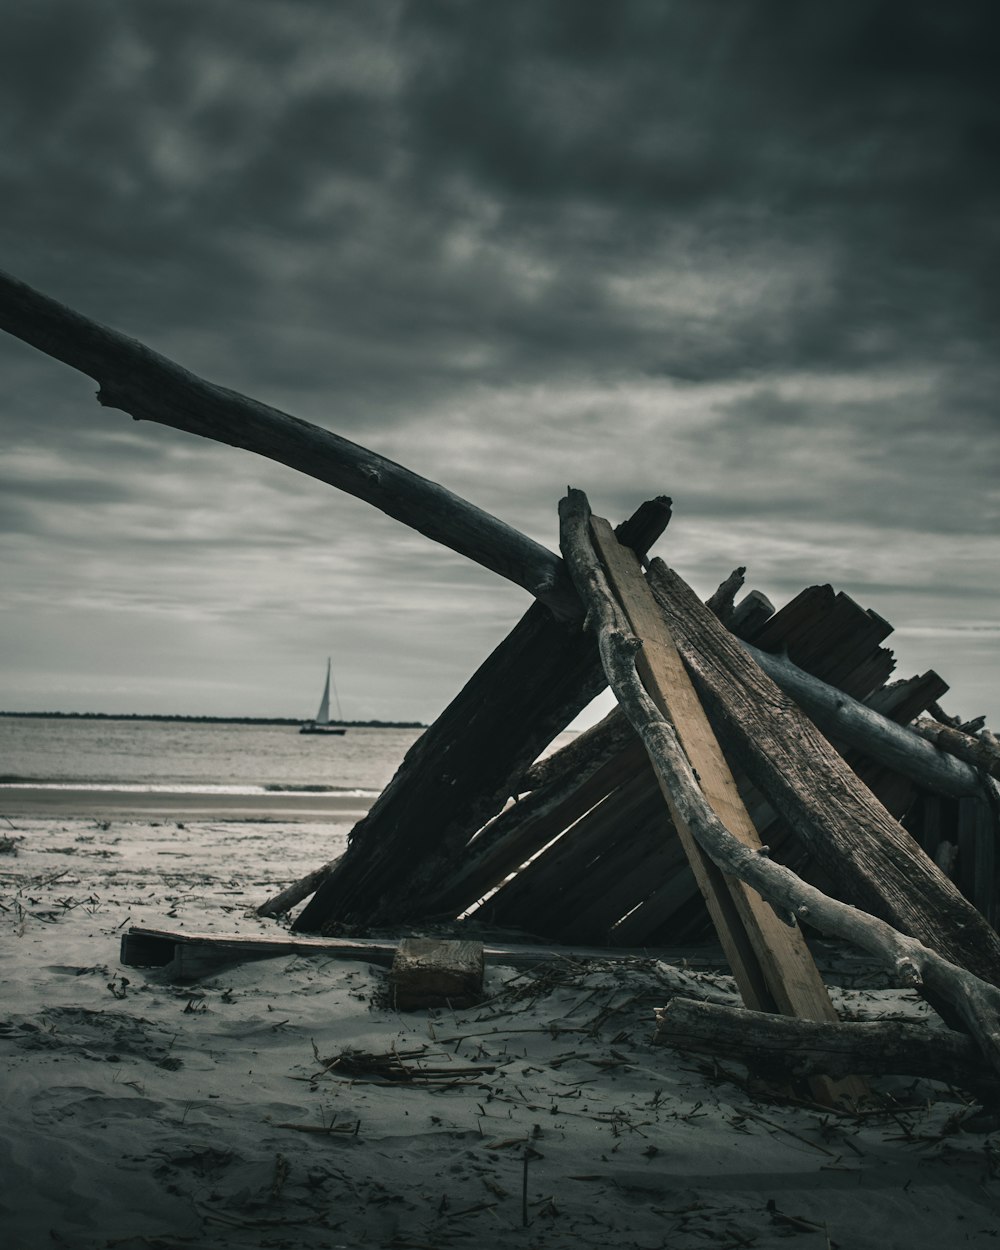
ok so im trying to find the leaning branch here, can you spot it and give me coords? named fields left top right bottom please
left=558, top=487, right=1000, bottom=1080
left=911, top=717, right=1000, bottom=784
left=744, top=646, right=983, bottom=798
left=0, top=269, right=578, bottom=617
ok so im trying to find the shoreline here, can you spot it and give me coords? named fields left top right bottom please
left=0, top=786, right=377, bottom=820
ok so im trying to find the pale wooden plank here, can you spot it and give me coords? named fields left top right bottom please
left=588, top=518, right=844, bottom=1025
left=587, top=516, right=868, bottom=1105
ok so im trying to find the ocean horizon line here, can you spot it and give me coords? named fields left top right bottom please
left=0, top=711, right=426, bottom=728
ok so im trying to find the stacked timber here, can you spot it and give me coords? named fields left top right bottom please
left=277, top=551, right=1000, bottom=960
left=304, top=570, right=993, bottom=954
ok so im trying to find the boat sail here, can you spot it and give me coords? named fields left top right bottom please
left=299, top=658, right=347, bottom=735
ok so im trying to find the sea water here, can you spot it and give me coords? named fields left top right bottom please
left=0, top=716, right=424, bottom=798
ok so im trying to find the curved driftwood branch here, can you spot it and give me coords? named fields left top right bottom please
left=0, top=269, right=579, bottom=617
left=558, top=487, right=1000, bottom=1080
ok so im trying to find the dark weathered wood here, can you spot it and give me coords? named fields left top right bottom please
left=428, top=737, right=649, bottom=918
left=119, top=925, right=685, bottom=981
left=518, top=707, right=636, bottom=793
left=866, top=671, right=950, bottom=726
left=559, top=497, right=1000, bottom=1079
left=292, top=500, right=672, bottom=933
left=256, top=856, right=342, bottom=918
left=655, top=997, right=998, bottom=1096
left=744, top=646, right=982, bottom=798
left=480, top=766, right=674, bottom=936
left=705, top=567, right=746, bottom=627
left=0, top=269, right=586, bottom=615
left=958, top=797, right=997, bottom=925
left=729, top=589, right=775, bottom=640
left=389, top=938, right=484, bottom=1010
left=751, top=586, right=895, bottom=701
left=913, top=718, right=1000, bottom=783
left=608, top=858, right=699, bottom=945
left=647, top=562, right=1000, bottom=987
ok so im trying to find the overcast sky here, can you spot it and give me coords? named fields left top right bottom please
left=2, top=0, right=997, bottom=728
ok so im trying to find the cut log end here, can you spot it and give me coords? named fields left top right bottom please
left=388, top=938, right=485, bottom=1011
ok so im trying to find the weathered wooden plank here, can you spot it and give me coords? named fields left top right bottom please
left=426, top=735, right=648, bottom=917
left=751, top=587, right=895, bottom=701
left=728, top=589, right=775, bottom=640
left=866, top=671, right=951, bottom=726
left=647, top=561, right=1000, bottom=986
left=586, top=515, right=848, bottom=1036
left=608, top=859, right=699, bottom=945
left=119, top=925, right=697, bottom=982
left=958, top=796, right=997, bottom=925
left=481, top=766, right=673, bottom=937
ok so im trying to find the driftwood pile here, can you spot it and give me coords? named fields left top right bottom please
left=284, top=505, right=998, bottom=975
left=4, top=267, right=1000, bottom=1103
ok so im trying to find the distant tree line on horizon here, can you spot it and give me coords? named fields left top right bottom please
left=0, top=711, right=426, bottom=729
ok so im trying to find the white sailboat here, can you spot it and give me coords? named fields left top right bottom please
left=299, top=658, right=347, bottom=735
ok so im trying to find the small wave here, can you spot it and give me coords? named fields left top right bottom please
left=262, top=783, right=340, bottom=793
left=0, top=781, right=379, bottom=797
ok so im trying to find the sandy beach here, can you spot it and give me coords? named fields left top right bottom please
left=3, top=805, right=1000, bottom=1249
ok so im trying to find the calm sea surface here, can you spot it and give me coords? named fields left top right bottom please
left=0, top=717, right=425, bottom=796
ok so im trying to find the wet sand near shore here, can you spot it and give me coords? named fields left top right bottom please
left=0, top=787, right=376, bottom=821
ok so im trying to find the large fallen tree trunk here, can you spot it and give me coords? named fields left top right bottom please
left=655, top=997, right=998, bottom=1097
left=558, top=488, right=1000, bottom=1079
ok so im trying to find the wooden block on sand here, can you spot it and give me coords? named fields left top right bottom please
left=389, top=938, right=484, bottom=1010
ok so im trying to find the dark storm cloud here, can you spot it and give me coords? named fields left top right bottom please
left=394, top=0, right=1000, bottom=373
left=1, top=0, right=997, bottom=720
left=3, top=0, right=995, bottom=416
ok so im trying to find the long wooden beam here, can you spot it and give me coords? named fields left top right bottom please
left=0, top=269, right=579, bottom=616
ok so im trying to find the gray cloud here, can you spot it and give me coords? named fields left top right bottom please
left=1, top=0, right=997, bottom=723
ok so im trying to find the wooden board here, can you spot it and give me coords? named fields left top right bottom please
left=588, top=519, right=866, bottom=1106
left=119, top=925, right=706, bottom=982
left=588, top=519, right=847, bottom=1026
